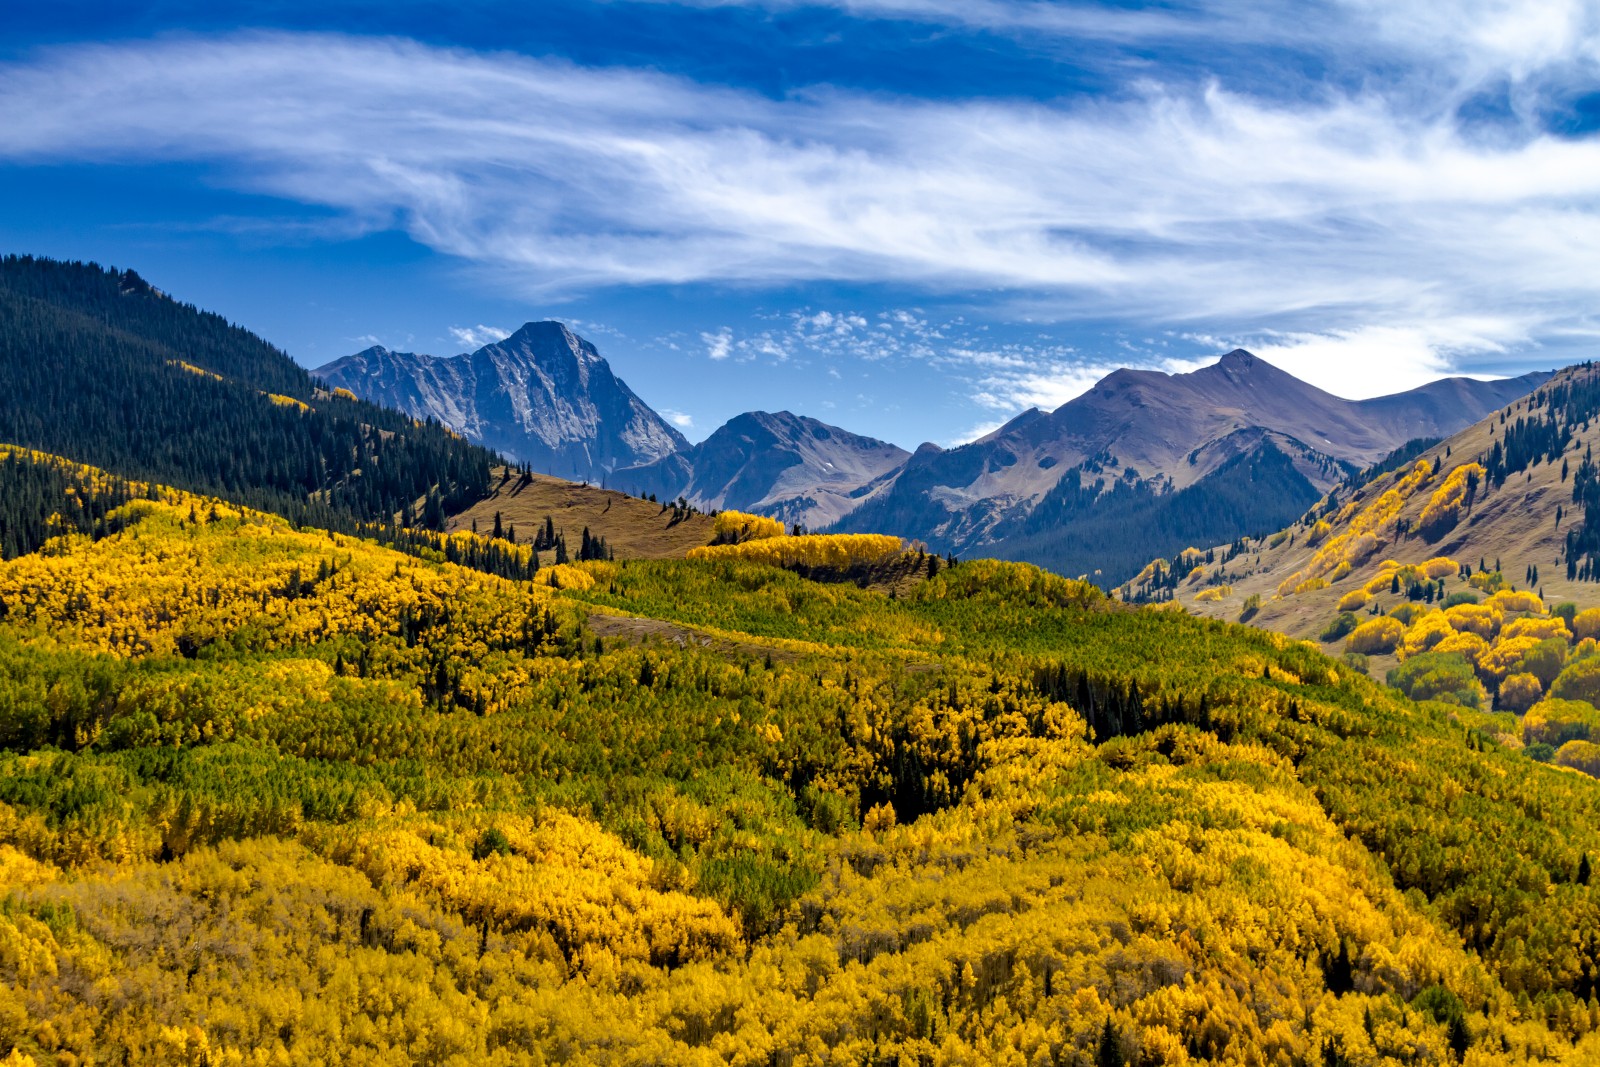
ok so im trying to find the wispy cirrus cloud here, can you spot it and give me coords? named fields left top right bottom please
left=2, top=23, right=1599, bottom=398
left=660, top=0, right=1600, bottom=73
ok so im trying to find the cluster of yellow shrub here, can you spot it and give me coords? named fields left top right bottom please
left=1130, top=557, right=1171, bottom=586
left=710, top=510, right=785, bottom=544
left=1193, top=585, right=1232, bottom=603
left=0, top=493, right=551, bottom=668
left=535, top=562, right=596, bottom=591
left=1335, top=566, right=1600, bottom=771
left=688, top=533, right=904, bottom=572
left=1337, top=588, right=1372, bottom=612
left=167, top=359, right=223, bottom=382
left=262, top=392, right=311, bottom=413
left=1418, top=462, right=1486, bottom=532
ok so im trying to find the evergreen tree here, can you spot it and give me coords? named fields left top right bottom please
left=1096, top=1019, right=1122, bottom=1067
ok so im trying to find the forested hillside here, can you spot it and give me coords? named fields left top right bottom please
left=994, top=438, right=1322, bottom=582
left=0, top=255, right=496, bottom=530
left=1139, top=362, right=1600, bottom=781
left=2, top=452, right=1600, bottom=1063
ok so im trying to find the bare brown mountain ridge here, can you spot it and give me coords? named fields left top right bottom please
left=610, top=410, right=910, bottom=531
left=831, top=350, right=1550, bottom=579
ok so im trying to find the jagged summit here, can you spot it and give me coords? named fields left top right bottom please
left=498, top=320, right=601, bottom=361
left=1215, top=347, right=1259, bottom=368
left=315, top=321, right=686, bottom=480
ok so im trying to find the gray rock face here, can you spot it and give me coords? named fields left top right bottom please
left=315, top=322, right=688, bottom=480
left=612, top=410, right=909, bottom=530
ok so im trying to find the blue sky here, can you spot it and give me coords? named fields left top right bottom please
left=3, top=2, right=1599, bottom=447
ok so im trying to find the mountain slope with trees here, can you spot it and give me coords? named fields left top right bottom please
left=1, top=454, right=1600, bottom=1062
left=1162, top=362, right=1600, bottom=640
left=0, top=255, right=496, bottom=531
left=1140, top=362, right=1600, bottom=779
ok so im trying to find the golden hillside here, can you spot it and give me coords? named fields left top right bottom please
left=6, top=448, right=1600, bottom=1061
left=1123, top=363, right=1600, bottom=743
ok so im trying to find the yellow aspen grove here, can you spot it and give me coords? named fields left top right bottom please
left=687, top=533, right=904, bottom=573
left=710, top=510, right=786, bottom=543
left=2, top=453, right=1600, bottom=1063
left=1417, top=463, right=1486, bottom=534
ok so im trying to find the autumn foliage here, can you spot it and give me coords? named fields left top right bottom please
left=688, top=532, right=904, bottom=574
left=2, top=454, right=1600, bottom=1063
left=710, top=510, right=785, bottom=544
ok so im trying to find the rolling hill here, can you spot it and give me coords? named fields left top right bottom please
left=3, top=449, right=1600, bottom=1061
left=446, top=466, right=716, bottom=563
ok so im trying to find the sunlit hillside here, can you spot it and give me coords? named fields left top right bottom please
left=1128, top=364, right=1600, bottom=775
left=1135, top=364, right=1600, bottom=632
left=3, top=449, right=1600, bottom=1063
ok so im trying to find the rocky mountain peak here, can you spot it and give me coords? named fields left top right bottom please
left=498, top=320, right=596, bottom=358
left=314, top=322, right=686, bottom=479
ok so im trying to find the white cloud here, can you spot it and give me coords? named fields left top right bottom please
left=661, top=409, right=696, bottom=429
left=650, top=0, right=1317, bottom=45
left=702, top=327, right=734, bottom=360
left=448, top=324, right=511, bottom=349
left=1225, top=323, right=1514, bottom=399
left=948, top=419, right=1008, bottom=446
left=970, top=363, right=1120, bottom=411
left=662, top=0, right=1600, bottom=85
left=2, top=26, right=1599, bottom=392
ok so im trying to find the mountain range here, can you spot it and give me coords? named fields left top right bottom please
left=322, top=326, right=1550, bottom=582
left=609, top=409, right=909, bottom=530
left=833, top=350, right=1549, bottom=578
